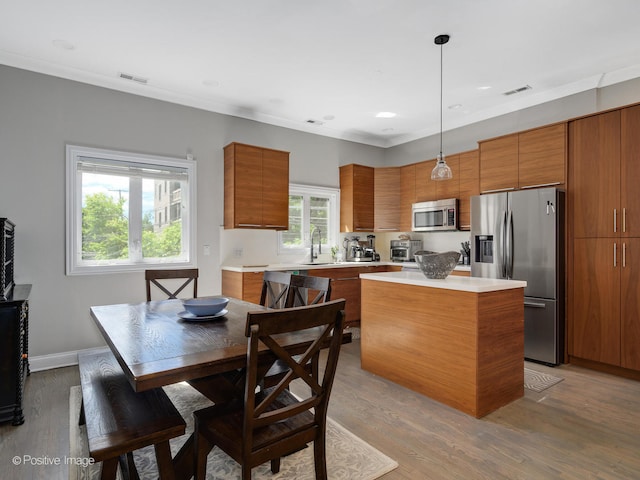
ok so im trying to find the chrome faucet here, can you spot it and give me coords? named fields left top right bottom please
left=310, top=227, right=322, bottom=262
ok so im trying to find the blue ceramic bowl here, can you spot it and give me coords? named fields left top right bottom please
left=182, top=297, right=229, bottom=316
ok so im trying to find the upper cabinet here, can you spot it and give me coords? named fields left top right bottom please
left=479, top=123, right=567, bottom=193
left=224, top=142, right=289, bottom=230
left=415, top=160, right=437, bottom=202
left=374, top=167, right=401, bottom=232
left=479, top=133, right=519, bottom=193
left=399, top=164, right=416, bottom=231
left=435, top=154, right=460, bottom=201
left=457, top=150, right=480, bottom=230
left=518, top=123, right=566, bottom=189
left=340, top=164, right=374, bottom=232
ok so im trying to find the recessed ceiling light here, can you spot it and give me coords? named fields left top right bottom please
left=375, top=112, right=396, bottom=118
left=203, top=79, right=219, bottom=87
left=382, top=128, right=395, bottom=133
left=323, top=115, right=335, bottom=121
left=477, top=86, right=492, bottom=90
left=448, top=104, right=463, bottom=110
left=52, top=39, right=75, bottom=50
left=306, top=119, right=324, bottom=125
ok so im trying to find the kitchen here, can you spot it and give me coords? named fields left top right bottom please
left=2, top=2, right=640, bottom=479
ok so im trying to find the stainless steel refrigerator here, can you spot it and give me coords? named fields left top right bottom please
left=471, top=187, right=564, bottom=365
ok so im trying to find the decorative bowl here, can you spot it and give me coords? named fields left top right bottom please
left=414, top=251, right=461, bottom=279
left=182, top=297, right=229, bottom=316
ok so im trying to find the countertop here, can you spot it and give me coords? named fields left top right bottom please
left=221, top=261, right=471, bottom=273
left=359, top=270, right=526, bottom=293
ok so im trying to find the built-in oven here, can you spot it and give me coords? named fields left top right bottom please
left=412, top=198, right=458, bottom=232
left=390, top=240, right=423, bottom=262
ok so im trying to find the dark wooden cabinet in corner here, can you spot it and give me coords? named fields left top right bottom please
left=224, top=142, right=289, bottom=230
left=0, top=284, right=31, bottom=425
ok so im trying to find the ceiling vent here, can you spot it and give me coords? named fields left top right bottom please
left=118, top=72, right=148, bottom=85
left=502, top=85, right=532, bottom=96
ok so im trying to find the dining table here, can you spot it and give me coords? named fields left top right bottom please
left=89, top=295, right=351, bottom=479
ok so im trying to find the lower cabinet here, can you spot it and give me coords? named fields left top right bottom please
left=221, top=265, right=400, bottom=328
left=571, top=238, right=640, bottom=371
left=221, top=271, right=264, bottom=305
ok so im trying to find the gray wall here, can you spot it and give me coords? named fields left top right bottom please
left=0, top=65, right=383, bottom=360
left=1, top=63, right=640, bottom=362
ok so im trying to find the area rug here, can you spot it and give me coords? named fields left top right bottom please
left=524, top=367, right=564, bottom=392
left=69, top=384, right=398, bottom=480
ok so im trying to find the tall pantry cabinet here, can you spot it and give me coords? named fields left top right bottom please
left=569, top=106, right=640, bottom=372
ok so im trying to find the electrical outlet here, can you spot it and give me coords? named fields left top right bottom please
left=233, top=247, right=243, bottom=257
left=203, top=245, right=211, bottom=256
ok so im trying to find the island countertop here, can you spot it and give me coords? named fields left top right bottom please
left=359, top=270, right=526, bottom=293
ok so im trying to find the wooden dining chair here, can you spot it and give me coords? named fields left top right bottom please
left=259, top=270, right=291, bottom=309
left=145, top=268, right=198, bottom=301
left=285, top=274, right=332, bottom=308
left=193, top=299, right=346, bottom=480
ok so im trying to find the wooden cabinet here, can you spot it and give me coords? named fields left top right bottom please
left=621, top=105, right=640, bottom=238
left=374, top=167, right=400, bottom=232
left=310, top=265, right=388, bottom=326
left=479, top=133, right=519, bottom=193
left=415, top=160, right=437, bottom=202
left=221, top=270, right=264, bottom=305
left=621, top=238, right=640, bottom=370
left=569, top=111, right=620, bottom=239
left=568, top=107, right=640, bottom=373
left=518, top=123, right=566, bottom=189
left=571, top=239, right=621, bottom=365
left=339, top=164, right=374, bottom=232
left=0, top=284, right=30, bottom=425
left=458, top=150, right=480, bottom=230
left=435, top=154, right=460, bottom=201
left=224, top=142, right=289, bottom=230
left=479, top=124, right=567, bottom=194
left=400, top=164, right=416, bottom=231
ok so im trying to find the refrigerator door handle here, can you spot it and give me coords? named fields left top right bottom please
left=500, top=210, right=507, bottom=278
left=524, top=301, right=546, bottom=308
left=506, top=210, right=514, bottom=278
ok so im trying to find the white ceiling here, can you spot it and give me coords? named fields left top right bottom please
left=2, top=0, right=640, bottom=148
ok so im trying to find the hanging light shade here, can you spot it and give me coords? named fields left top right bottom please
left=431, top=34, right=453, bottom=181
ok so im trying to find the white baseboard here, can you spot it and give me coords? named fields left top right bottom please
left=29, top=346, right=110, bottom=372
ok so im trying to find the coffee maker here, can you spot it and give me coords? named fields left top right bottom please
left=364, top=235, right=380, bottom=261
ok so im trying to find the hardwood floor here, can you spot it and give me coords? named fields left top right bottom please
left=1, top=340, right=639, bottom=479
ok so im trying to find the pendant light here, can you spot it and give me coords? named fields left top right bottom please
left=431, top=34, right=453, bottom=181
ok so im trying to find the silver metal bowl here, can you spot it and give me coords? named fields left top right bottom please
left=414, top=251, right=461, bottom=279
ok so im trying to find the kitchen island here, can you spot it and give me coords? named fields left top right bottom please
left=360, top=271, right=526, bottom=418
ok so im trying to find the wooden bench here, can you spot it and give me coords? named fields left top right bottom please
left=78, top=351, right=186, bottom=480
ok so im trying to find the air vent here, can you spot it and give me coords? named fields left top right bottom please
left=503, top=85, right=532, bottom=96
left=305, top=119, right=324, bottom=125
left=118, top=72, right=148, bottom=85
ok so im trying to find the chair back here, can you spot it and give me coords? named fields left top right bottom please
left=259, top=271, right=291, bottom=309
left=145, top=268, right=198, bottom=301
left=243, top=299, right=346, bottom=454
left=285, top=274, right=331, bottom=308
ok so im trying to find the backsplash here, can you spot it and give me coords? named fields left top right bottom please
left=220, top=227, right=471, bottom=266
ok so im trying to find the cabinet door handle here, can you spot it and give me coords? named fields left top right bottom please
left=265, top=225, right=287, bottom=228
left=520, top=181, right=562, bottom=190
left=237, top=223, right=262, bottom=227
left=614, top=242, right=617, bottom=267
left=614, top=209, right=617, bottom=233
left=623, top=208, right=626, bottom=233
left=623, top=242, right=626, bottom=268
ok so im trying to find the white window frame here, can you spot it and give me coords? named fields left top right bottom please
left=278, top=184, right=339, bottom=256
left=65, top=145, right=197, bottom=275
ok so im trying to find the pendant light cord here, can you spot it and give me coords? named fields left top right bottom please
left=439, top=39, right=443, bottom=160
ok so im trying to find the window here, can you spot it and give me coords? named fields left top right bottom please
left=66, top=145, right=196, bottom=275
left=279, top=184, right=339, bottom=255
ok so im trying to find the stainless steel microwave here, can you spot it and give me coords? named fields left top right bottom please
left=412, top=199, right=458, bottom=232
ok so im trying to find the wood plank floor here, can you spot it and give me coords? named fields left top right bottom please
left=1, top=340, right=639, bottom=479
